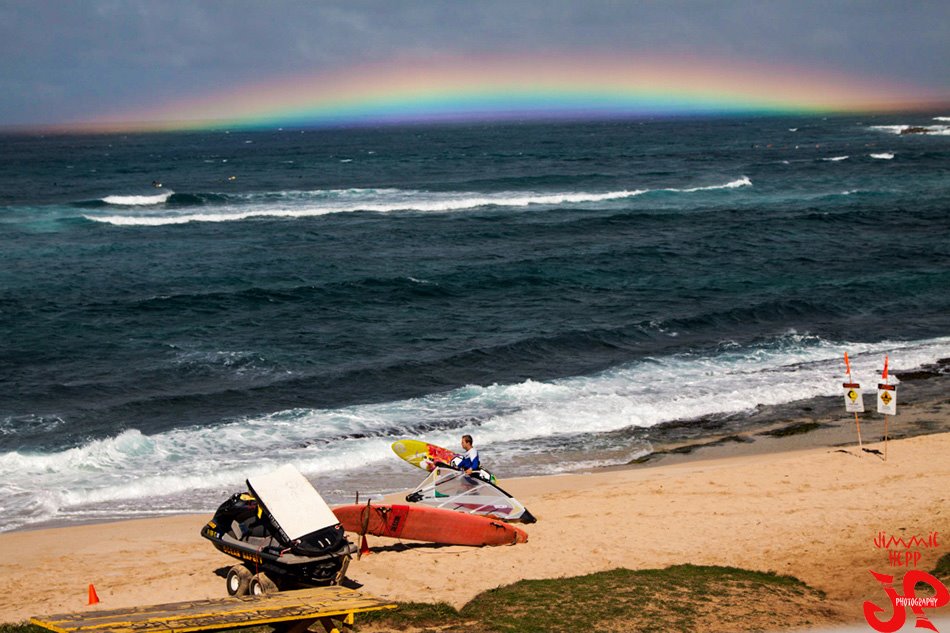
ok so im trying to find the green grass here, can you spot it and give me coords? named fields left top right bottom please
left=0, top=625, right=45, bottom=633
left=6, top=565, right=836, bottom=633
left=933, top=552, right=950, bottom=580
left=357, top=564, right=831, bottom=633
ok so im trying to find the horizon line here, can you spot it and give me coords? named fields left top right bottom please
left=5, top=101, right=950, bottom=136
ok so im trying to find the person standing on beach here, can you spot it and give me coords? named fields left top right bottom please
left=453, top=434, right=480, bottom=474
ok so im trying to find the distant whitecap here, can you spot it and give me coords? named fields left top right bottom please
left=102, top=191, right=173, bottom=205
left=870, top=124, right=950, bottom=136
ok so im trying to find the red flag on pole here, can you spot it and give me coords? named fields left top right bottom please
left=844, top=352, right=852, bottom=377
left=882, top=355, right=889, bottom=381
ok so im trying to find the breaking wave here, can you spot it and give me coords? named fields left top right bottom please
left=1, top=333, right=947, bottom=532
left=82, top=177, right=752, bottom=226
left=101, top=191, right=174, bottom=205
left=870, top=124, right=950, bottom=136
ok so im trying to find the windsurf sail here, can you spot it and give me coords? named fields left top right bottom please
left=405, top=465, right=536, bottom=523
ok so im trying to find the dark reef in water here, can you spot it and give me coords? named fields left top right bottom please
left=624, top=359, right=950, bottom=466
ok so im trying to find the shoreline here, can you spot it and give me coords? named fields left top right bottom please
left=11, top=364, right=950, bottom=536
left=2, top=415, right=948, bottom=626
left=605, top=384, right=950, bottom=479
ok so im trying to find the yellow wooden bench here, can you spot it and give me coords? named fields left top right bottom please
left=30, top=586, right=396, bottom=633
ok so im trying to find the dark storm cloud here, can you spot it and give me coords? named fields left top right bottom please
left=1, top=0, right=947, bottom=126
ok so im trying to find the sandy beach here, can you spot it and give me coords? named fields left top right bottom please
left=3, top=414, right=948, bottom=628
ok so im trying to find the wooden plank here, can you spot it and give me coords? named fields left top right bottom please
left=30, top=586, right=396, bottom=633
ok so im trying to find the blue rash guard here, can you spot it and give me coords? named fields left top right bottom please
left=455, top=447, right=479, bottom=471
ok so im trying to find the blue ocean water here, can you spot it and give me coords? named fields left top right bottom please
left=1, top=114, right=949, bottom=532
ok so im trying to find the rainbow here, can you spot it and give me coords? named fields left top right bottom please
left=69, top=53, right=946, bottom=132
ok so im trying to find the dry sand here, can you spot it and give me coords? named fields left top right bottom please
left=2, top=427, right=948, bottom=627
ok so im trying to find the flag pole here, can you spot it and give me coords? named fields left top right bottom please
left=884, top=417, right=888, bottom=462
left=883, top=355, right=889, bottom=462
left=854, top=411, right=863, bottom=448
left=844, top=353, right=862, bottom=448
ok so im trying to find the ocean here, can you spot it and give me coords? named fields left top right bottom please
left=1, top=114, right=949, bottom=533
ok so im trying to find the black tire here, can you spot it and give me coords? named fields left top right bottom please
left=226, top=565, right=252, bottom=596
left=249, top=572, right=278, bottom=595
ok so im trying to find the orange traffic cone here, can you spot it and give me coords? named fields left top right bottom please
left=359, top=534, right=371, bottom=557
left=88, top=584, right=99, bottom=605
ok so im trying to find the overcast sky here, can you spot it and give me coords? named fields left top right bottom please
left=1, top=0, right=947, bottom=127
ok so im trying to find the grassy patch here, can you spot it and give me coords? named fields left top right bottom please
left=358, top=564, right=840, bottom=633
left=7, top=565, right=841, bottom=633
left=933, top=552, right=950, bottom=581
left=355, top=600, right=461, bottom=631
left=0, top=625, right=46, bottom=633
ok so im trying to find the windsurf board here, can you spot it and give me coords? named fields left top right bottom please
left=332, top=502, right=527, bottom=546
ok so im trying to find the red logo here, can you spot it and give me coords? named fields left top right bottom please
left=863, top=569, right=949, bottom=632
left=874, top=531, right=940, bottom=568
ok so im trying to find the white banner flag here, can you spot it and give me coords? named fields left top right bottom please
left=877, top=383, right=897, bottom=415
left=843, top=383, right=864, bottom=413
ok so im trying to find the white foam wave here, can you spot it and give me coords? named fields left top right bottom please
left=870, top=125, right=907, bottom=135
left=83, top=178, right=748, bottom=226
left=869, top=124, right=950, bottom=136
left=0, top=414, right=66, bottom=437
left=102, top=192, right=173, bottom=206
left=870, top=153, right=894, bottom=160
left=677, top=176, right=751, bottom=192
left=822, top=156, right=849, bottom=162
left=86, top=190, right=650, bottom=226
left=2, top=334, right=948, bottom=532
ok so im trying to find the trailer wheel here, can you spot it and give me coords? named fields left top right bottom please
left=226, top=565, right=252, bottom=596
left=249, top=572, right=278, bottom=595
